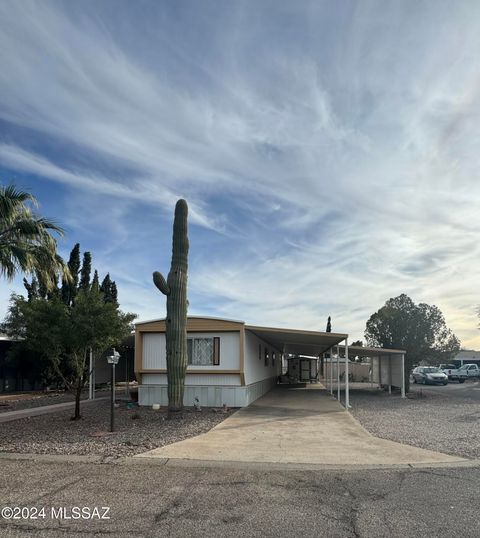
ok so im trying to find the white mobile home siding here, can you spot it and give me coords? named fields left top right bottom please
left=139, top=329, right=245, bottom=407
left=137, top=318, right=281, bottom=408
left=142, top=331, right=240, bottom=370
left=244, top=330, right=280, bottom=385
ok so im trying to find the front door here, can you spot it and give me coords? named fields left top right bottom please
left=300, top=359, right=310, bottom=381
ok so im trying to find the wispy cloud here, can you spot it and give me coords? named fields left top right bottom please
left=0, top=144, right=219, bottom=230
left=1, top=0, right=480, bottom=347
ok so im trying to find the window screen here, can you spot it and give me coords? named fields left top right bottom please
left=187, top=337, right=220, bottom=366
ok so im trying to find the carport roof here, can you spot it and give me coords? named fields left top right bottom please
left=338, top=345, right=406, bottom=358
left=245, top=325, right=347, bottom=356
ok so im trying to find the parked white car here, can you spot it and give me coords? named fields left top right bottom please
left=412, top=366, right=448, bottom=385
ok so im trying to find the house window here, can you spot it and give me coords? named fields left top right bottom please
left=187, top=337, right=220, bottom=366
left=272, top=352, right=276, bottom=366
left=265, top=348, right=269, bottom=367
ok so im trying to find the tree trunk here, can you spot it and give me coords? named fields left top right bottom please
left=72, top=383, right=82, bottom=420
left=404, top=357, right=412, bottom=393
left=404, top=364, right=411, bottom=393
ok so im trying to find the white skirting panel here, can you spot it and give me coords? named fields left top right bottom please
left=142, top=373, right=242, bottom=386
left=244, top=377, right=277, bottom=406
left=139, top=377, right=277, bottom=408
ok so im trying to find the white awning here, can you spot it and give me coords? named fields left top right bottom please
left=338, top=345, right=406, bottom=358
left=245, top=325, right=347, bottom=356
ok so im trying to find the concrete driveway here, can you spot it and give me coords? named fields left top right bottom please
left=137, top=384, right=464, bottom=466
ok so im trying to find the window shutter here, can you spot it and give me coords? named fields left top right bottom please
left=213, top=337, right=220, bottom=365
left=187, top=339, right=192, bottom=365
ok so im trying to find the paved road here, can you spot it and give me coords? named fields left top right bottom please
left=1, top=459, right=479, bottom=537
left=411, top=379, right=480, bottom=401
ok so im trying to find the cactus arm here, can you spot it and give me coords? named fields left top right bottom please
left=153, top=271, right=170, bottom=295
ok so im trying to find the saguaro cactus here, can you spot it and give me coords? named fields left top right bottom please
left=153, top=199, right=189, bottom=413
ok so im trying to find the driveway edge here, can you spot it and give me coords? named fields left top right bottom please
left=1, top=451, right=478, bottom=471
left=126, top=456, right=480, bottom=472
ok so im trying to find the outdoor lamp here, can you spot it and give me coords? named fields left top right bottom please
left=107, top=349, right=120, bottom=365
left=107, top=348, right=120, bottom=432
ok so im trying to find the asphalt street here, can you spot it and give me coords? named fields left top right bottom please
left=1, top=459, right=479, bottom=538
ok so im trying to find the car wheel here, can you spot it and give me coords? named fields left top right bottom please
left=443, top=381, right=448, bottom=385
left=422, top=378, right=426, bottom=385
left=459, top=379, right=465, bottom=384
left=413, top=377, right=417, bottom=384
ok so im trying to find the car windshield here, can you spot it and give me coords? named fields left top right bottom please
left=423, top=367, right=441, bottom=373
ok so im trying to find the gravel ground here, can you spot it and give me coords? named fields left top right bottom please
left=0, top=399, right=235, bottom=458
left=350, top=388, right=480, bottom=459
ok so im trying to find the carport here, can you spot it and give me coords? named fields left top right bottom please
left=326, top=345, right=406, bottom=404
left=245, top=325, right=351, bottom=405
left=246, top=326, right=406, bottom=409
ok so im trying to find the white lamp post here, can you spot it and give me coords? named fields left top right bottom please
left=107, top=348, right=120, bottom=432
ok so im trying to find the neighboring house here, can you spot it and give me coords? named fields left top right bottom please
left=454, top=350, right=480, bottom=367
left=93, top=334, right=135, bottom=386
left=0, top=333, right=135, bottom=393
left=0, top=334, right=26, bottom=392
left=135, top=316, right=406, bottom=407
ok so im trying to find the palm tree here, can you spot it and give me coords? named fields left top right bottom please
left=0, top=184, right=69, bottom=288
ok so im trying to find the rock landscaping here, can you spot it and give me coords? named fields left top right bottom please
left=350, top=387, right=480, bottom=459
left=0, top=399, right=235, bottom=458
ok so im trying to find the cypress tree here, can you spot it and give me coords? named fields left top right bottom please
left=110, top=281, right=118, bottom=305
left=91, top=270, right=100, bottom=293
left=61, top=243, right=80, bottom=305
left=79, top=252, right=92, bottom=291
left=100, top=273, right=112, bottom=302
left=24, top=270, right=59, bottom=301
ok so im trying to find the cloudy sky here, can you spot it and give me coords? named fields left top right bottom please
left=1, top=0, right=480, bottom=348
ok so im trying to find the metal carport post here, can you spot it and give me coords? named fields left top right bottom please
left=336, top=345, right=340, bottom=401
left=345, top=338, right=350, bottom=408
left=330, top=350, right=334, bottom=395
